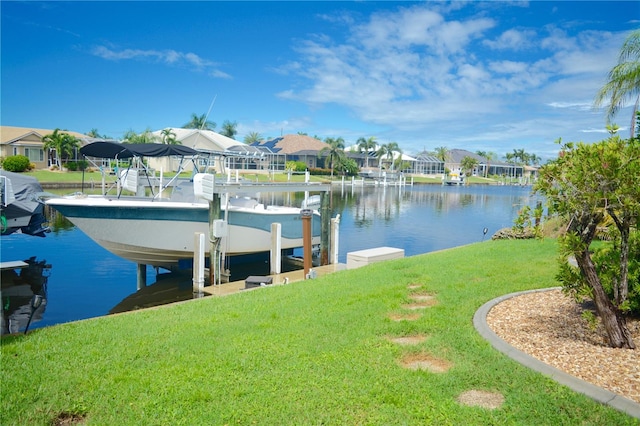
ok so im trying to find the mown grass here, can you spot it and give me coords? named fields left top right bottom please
left=2, top=239, right=636, bottom=425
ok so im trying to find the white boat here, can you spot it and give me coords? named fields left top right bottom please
left=45, top=142, right=322, bottom=269
left=444, top=171, right=465, bottom=186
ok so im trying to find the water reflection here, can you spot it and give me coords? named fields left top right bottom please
left=1, top=184, right=540, bottom=332
left=329, top=184, right=539, bottom=261
left=45, top=205, right=75, bottom=233
left=1, top=257, right=51, bottom=334
left=257, top=184, right=540, bottom=263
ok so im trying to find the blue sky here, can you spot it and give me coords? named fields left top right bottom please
left=2, top=1, right=638, bottom=160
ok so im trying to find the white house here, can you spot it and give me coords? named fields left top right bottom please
left=149, top=128, right=244, bottom=173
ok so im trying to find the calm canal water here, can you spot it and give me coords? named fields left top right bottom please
left=1, top=184, right=540, bottom=334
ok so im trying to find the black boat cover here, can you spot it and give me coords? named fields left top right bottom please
left=80, top=141, right=198, bottom=159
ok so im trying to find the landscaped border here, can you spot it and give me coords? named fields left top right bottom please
left=473, top=287, right=640, bottom=420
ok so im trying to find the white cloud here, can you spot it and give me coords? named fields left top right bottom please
left=547, top=101, right=592, bottom=111
left=483, top=29, right=537, bottom=50
left=91, top=45, right=231, bottom=79
left=274, top=3, right=624, bottom=154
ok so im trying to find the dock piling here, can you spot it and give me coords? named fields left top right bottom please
left=270, top=223, right=282, bottom=274
left=193, top=232, right=205, bottom=292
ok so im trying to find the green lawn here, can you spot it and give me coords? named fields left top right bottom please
left=25, top=170, right=90, bottom=183
left=1, top=239, right=636, bottom=425
left=23, top=169, right=504, bottom=186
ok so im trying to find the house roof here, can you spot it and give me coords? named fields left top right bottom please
left=446, top=149, right=485, bottom=164
left=251, top=134, right=329, bottom=154
left=344, top=143, right=417, bottom=162
left=151, top=128, right=243, bottom=151
left=446, top=149, right=516, bottom=167
left=1, top=126, right=89, bottom=144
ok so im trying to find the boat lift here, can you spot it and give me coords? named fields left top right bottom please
left=192, top=174, right=333, bottom=288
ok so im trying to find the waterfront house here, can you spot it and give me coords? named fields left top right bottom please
left=1, top=126, right=93, bottom=169
left=149, top=128, right=245, bottom=173
left=250, top=134, right=329, bottom=170
left=445, top=149, right=523, bottom=178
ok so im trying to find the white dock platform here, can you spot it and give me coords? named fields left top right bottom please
left=346, top=247, right=404, bottom=269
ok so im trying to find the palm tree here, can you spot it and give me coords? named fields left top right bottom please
left=594, top=29, right=640, bottom=137
left=476, top=150, right=497, bottom=177
left=606, top=123, right=620, bottom=135
left=123, top=128, right=157, bottom=144
left=220, top=120, right=238, bottom=139
left=526, top=153, right=541, bottom=166
left=160, top=128, right=178, bottom=145
left=376, top=142, right=400, bottom=171
left=460, top=156, right=479, bottom=178
left=86, top=129, right=101, bottom=138
left=512, top=148, right=526, bottom=165
left=183, top=113, right=216, bottom=130
left=319, top=137, right=346, bottom=177
left=244, top=132, right=263, bottom=144
left=434, top=146, right=448, bottom=162
left=356, top=136, right=377, bottom=168
left=42, top=128, right=80, bottom=169
left=391, top=145, right=405, bottom=171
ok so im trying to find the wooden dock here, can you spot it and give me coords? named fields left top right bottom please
left=201, top=263, right=346, bottom=296
left=110, top=263, right=346, bottom=314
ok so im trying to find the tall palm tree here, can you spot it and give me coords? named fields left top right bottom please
left=244, top=132, right=263, bottom=144
left=594, top=29, right=640, bottom=138
left=42, top=128, right=80, bottom=168
left=376, top=142, right=400, bottom=171
left=183, top=113, right=216, bottom=130
left=319, top=137, right=345, bottom=177
left=160, top=128, right=178, bottom=145
left=220, top=120, right=238, bottom=139
left=391, top=145, right=405, bottom=171
left=484, top=151, right=497, bottom=177
left=356, top=136, right=377, bottom=168
left=512, top=148, right=527, bottom=165
left=434, top=146, right=448, bottom=162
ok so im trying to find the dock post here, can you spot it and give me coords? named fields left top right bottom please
left=209, top=196, right=221, bottom=286
left=330, top=214, right=340, bottom=264
left=193, top=232, right=205, bottom=292
left=320, top=191, right=330, bottom=265
left=270, top=223, right=282, bottom=274
left=137, top=264, right=147, bottom=290
left=301, top=209, right=313, bottom=278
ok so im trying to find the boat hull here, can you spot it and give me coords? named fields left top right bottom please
left=46, top=196, right=321, bottom=268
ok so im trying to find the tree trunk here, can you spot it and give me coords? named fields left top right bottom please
left=576, top=249, right=636, bottom=349
left=608, top=209, right=631, bottom=305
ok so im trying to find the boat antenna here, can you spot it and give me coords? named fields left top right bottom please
left=192, top=94, right=217, bottom=151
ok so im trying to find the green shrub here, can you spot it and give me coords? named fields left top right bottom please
left=65, top=161, right=87, bottom=171
left=336, top=157, right=359, bottom=176
left=285, top=160, right=307, bottom=172
left=308, top=167, right=331, bottom=176
left=1, top=155, right=30, bottom=172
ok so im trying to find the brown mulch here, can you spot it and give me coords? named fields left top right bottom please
left=486, top=289, right=640, bottom=403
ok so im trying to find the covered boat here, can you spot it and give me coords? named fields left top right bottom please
left=45, top=141, right=324, bottom=270
left=0, top=170, right=49, bottom=237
